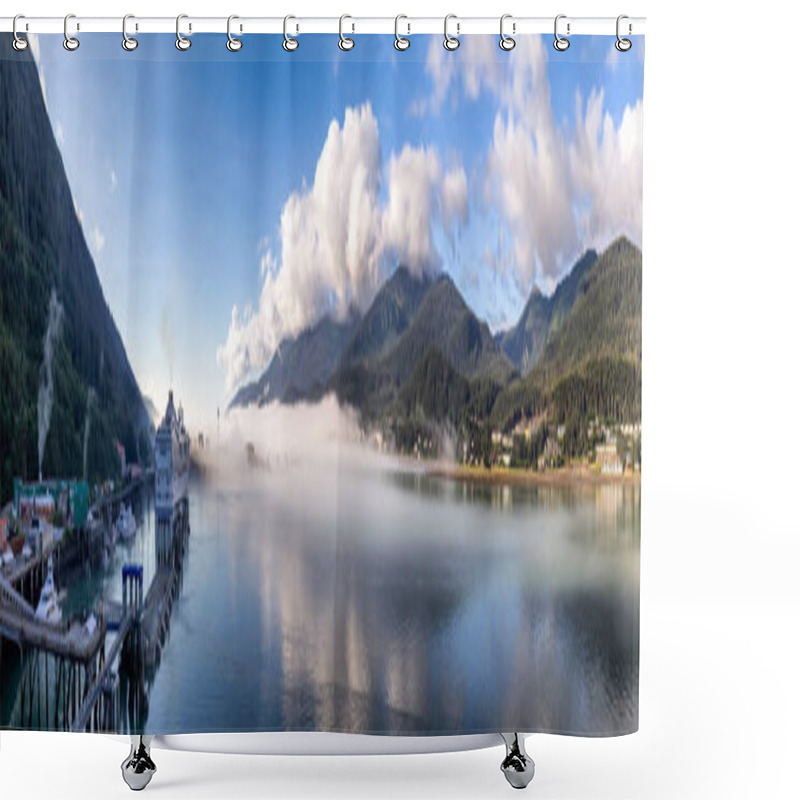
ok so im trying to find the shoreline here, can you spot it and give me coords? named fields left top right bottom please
left=426, top=464, right=641, bottom=488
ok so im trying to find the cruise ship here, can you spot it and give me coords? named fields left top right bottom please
left=154, top=391, right=190, bottom=568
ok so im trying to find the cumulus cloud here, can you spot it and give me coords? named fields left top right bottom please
left=486, top=111, right=574, bottom=289
left=217, top=103, right=468, bottom=391
left=381, top=146, right=467, bottom=274
left=422, top=36, right=643, bottom=288
left=411, top=36, right=500, bottom=117
left=569, top=90, right=643, bottom=250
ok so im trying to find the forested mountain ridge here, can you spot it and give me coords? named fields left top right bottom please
left=228, top=236, right=641, bottom=453
left=340, top=265, right=431, bottom=368
left=330, top=269, right=515, bottom=420
left=498, top=248, right=598, bottom=374
left=0, top=36, right=150, bottom=501
left=380, top=274, right=515, bottom=386
left=232, top=265, right=516, bottom=418
left=491, top=236, right=642, bottom=431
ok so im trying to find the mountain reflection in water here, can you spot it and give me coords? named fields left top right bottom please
left=0, top=447, right=638, bottom=736
left=139, top=458, right=639, bottom=736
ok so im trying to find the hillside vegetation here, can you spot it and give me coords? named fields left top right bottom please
left=0, top=36, right=150, bottom=502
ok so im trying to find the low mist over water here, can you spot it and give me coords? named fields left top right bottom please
left=146, top=401, right=640, bottom=735
left=2, top=401, right=639, bottom=735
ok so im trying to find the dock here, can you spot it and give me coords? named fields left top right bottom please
left=0, top=472, right=188, bottom=734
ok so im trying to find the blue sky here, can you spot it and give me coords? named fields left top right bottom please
left=30, top=33, right=644, bottom=430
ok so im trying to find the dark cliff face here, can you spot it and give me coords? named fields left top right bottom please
left=0, top=36, right=150, bottom=496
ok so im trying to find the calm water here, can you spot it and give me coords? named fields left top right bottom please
left=2, top=454, right=639, bottom=736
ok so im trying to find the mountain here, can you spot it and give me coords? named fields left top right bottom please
left=230, top=265, right=429, bottom=411
left=341, top=266, right=431, bottom=368
left=230, top=264, right=514, bottom=422
left=332, top=270, right=515, bottom=419
left=537, top=238, right=641, bottom=376
left=0, top=37, right=150, bottom=499
left=384, top=275, right=515, bottom=385
left=498, top=249, right=598, bottom=373
left=398, top=348, right=470, bottom=422
left=229, top=311, right=361, bottom=409
left=491, top=237, right=642, bottom=430
left=397, top=347, right=502, bottom=427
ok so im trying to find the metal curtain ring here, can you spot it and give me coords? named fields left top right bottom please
left=394, top=14, right=410, bottom=51
left=283, top=15, right=298, bottom=51
left=616, top=14, right=632, bottom=52
left=554, top=14, right=570, bottom=51
left=499, top=14, right=515, bottom=51
left=339, top=14, right=354, bottom=51
left=12, top=15, right=29, bottom=51
left=227, top=15, right=242, bottom=51
left=63, top=13, right=80, bottom=51
left=122, top=14, right=138, bottom=51
left=176, top=14, right=191, bottom=51
left=443, top=14, right=459, bottom=51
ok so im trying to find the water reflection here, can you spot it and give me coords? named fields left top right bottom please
left=140, top=463, right=639, bottom=736
left=1, top=459, right=639, bottom=736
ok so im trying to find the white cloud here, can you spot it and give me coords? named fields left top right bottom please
left=217, top=104, right=467, bottom=391
left=218, top=43, right=644, bottom=391
left=480, top=38, right=578, bottom=284
left=569, top=90, right=644, bottom=250
left=486, top=110, right=575, bottom=287
left=411, top=36, right=500, bottom=117
left=110, top=168, right=117, bottom=191
left=381, top=146, right=467, bottom=274
left=422, top=36, right=643, bottom=288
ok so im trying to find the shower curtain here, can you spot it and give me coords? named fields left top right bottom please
left=0, top=29, right=643, bottom=738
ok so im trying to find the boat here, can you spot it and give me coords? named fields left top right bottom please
left=154, top=391, right=191, bottom=567
left=115, top=504, right=136, bottom=541
left=155, top=390, right=190, bottom=518
left=35, top=556, right=62, bottom=625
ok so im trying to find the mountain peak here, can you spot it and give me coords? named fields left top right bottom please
left=603, top=236, right=637, bottom=259
left=340, top=264, right=432, bottom=368
left=498, top=247, right=600, bottom=375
